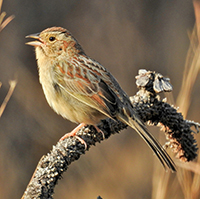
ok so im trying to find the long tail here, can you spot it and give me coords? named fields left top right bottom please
left=118, top=114, right=176, bottom=172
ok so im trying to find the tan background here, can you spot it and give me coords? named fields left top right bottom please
left=0, top=0, right=198, bottom=198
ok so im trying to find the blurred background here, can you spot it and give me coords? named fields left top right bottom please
left=0, top=0, right=199, bottom=198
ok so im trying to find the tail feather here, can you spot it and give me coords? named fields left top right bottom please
left=118, top=114, right=176, bottom=172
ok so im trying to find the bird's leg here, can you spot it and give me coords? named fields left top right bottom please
left=60, top=123, right=87, bottom=149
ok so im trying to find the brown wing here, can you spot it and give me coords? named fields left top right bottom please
left=52, top=55, right=125, bottom=119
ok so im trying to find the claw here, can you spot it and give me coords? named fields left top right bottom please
left=60, top=123, right=87, bottom=149
left=94, top=126, right=105, bottom=140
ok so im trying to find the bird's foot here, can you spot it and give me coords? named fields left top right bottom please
left=60, top=123, right=87, bottom=149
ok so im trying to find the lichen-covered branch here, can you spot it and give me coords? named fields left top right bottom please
left=132, top=70, right=199, bottom=161
left=21, top=70, right=199, bottom=199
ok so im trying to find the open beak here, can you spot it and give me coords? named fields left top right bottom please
left=26, top=33, right=42, bottom=47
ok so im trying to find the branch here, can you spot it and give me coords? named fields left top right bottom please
left=21, top=70, right=199, bottom=199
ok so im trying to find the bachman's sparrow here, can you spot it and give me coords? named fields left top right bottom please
left=26, top=27, right=176, bottom=172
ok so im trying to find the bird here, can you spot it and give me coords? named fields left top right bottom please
left=26, top=26, right=176, bottom=172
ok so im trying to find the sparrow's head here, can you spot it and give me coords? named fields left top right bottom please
left=26, top=27, right=84, bottom=58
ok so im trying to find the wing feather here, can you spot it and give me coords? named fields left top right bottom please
left=53, top=57, right=121, bottom=118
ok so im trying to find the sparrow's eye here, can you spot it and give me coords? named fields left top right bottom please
left=49, top=36, right=56, bottom=42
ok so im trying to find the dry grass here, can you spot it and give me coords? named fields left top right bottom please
left=175, top=2, right=200, bottom=198
left=0, top=80, right=17, bottom=117
left=176, top=25, right=200, bottom=199
left=0, top=0, right=16, bottom=117
left=0, top=0, right=14, bottom=32
left=152, top=2, right=200, bottom=199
